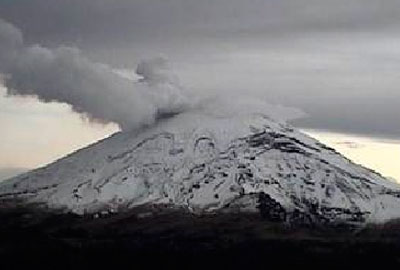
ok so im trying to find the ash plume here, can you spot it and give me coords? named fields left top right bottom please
left=0, top=18, right=190, bottom=131
left=0, top=18, right=304, bottom=131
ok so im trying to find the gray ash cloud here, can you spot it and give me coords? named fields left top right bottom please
left=0, top=19, right=190, bottom=131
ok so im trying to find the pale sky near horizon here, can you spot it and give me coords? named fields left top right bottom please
left=0, top=0, right=399, bottom=182
left=304, top=130, right=400, bottom=182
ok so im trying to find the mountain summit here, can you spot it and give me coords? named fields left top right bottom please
left=1, top=112, right=400, bottom=226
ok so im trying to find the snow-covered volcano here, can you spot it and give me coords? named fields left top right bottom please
left=1, top=111, right=400, bottom=226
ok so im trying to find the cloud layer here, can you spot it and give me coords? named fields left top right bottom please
left=0, top=1, right=399, bottom=138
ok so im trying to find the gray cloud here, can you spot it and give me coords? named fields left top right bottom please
left=0, top=19, right=190, bottom=130
left=1, top=0, right=400, bottom=45
left=1, top=1, right=400, bottom=138
left=293, top=98, right=400, bottom=139
left=0, top=18, right=302, bottom=133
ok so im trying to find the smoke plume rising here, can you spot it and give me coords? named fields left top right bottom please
left=0, top=18, right=304, bottom=131
left=0, top=18, right=190, bottom=131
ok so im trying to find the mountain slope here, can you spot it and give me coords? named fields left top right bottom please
left=1, top=112, right=400, bottom=226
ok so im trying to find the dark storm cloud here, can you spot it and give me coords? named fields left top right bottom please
left=1, top=0, right=399, bottom=138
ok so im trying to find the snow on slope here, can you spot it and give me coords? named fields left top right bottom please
left=1, top=111, right=400, bottom=225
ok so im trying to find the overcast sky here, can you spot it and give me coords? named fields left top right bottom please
left=0, top=0, right=399, bottom=179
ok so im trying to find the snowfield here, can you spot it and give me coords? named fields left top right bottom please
left=1, top=112, right=400, bottom=226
